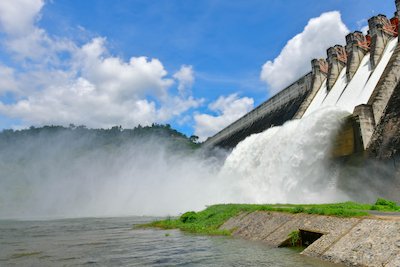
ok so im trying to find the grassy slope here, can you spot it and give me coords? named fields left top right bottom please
left=142, top=199, right=400, bottom=235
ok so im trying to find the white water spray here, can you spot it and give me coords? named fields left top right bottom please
left=0, top=108, right=366, bottom=219
left=220, top=107, right=351, bottom=204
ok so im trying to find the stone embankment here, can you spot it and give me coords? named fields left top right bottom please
left=220, top=211, right=400, bottom=267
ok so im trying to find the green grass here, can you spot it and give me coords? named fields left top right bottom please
left=141, top=199, right=399, bottom=236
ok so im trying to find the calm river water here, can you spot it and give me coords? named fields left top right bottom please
left=0, top=216, right=343, bottom=266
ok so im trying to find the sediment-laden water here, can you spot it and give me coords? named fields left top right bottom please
left=0, top=217, right=343, bottom=266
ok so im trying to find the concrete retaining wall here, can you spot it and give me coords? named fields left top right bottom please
left=221, top=211, right=400, bottom=267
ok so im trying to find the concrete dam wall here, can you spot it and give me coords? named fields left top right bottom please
left=203, top=73, right=313, bottom=148
left=203, top=0, right=400, bottom=161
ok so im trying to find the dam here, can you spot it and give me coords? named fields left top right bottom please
left=203, top=0, right=400, bottom=162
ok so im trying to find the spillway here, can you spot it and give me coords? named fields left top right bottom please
left=304, top=38, right=398, bottom=116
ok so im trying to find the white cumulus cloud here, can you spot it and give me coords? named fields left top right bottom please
left=173, top=65, right=194, bottom=96
left=0, top=0, right=202, bottom=129
left=0, top=65, right=18, bottom=94
left=260, top=11, right=349, bottom=95
left=78, top=37, right=174, bottom=100
left=0, top=0, right=44, bottom=36
left=194, top=94, right=254, bottom=141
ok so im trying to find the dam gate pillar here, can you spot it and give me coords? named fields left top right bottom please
left=369, top=15, right=397, bottom=69
left=293, top=59, right=328, bottom=119
left=327, top=45, right=347, bottom=91
left=345, top=32, right=370, bottom=81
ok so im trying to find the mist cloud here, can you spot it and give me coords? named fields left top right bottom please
left=0, top=129, right=229, bottom=218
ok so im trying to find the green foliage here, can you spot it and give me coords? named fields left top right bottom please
left=292, top=206, right=305, bottom=213
left=288, top=230, right=301, bottom=247
left=375, top=198, right=397, bottom=207
left=180, top=211, right=198, bottom=223
left=371, top=198, right=399, bottom=211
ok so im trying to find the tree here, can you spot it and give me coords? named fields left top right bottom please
left=189, top=135, right=199, bottom=143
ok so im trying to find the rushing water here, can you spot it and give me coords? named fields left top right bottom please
left=220, top=107, right=350, bottom=204
left=0, top=217, right=343, bottom=266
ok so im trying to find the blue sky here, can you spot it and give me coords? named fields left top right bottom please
left=0, top=0, right=395, bottom=139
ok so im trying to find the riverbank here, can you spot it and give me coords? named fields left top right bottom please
left=221, top=211, right=400, bottom=267
left=145, top=199, right=400, bottom=267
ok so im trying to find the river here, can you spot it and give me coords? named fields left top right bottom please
left=0, top=216, right=344, bottom=266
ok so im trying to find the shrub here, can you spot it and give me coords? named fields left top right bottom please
left=180, top=211, right=197, bottom=223
left=375, top=198, right=397, bottom=208
left=306, top=207, right=324, bottom=215
left=288, top=230, right=301, bottom=247
left=292, top=206, right=305, bottom=213
left=370, top=205, right=379, bottom=210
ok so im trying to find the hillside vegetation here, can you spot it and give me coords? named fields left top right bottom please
left=0, top=124, right=200, bottom=151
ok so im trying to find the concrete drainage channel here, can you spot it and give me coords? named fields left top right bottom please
left=220, top=211, right=400, bottom=266
left=279, top=229, right=324, bottom=248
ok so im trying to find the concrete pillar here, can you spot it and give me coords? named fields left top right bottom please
left=353, top=104, right=376, bottom=149
left=396, top=0, right=400, bottom=16
left=293, top=59, right=328, bottom=119
left=368, top=15, right=394, bottom=69
left=311, top=58, right=328, bottom=90
left=327, top=45, right=347, bottom=91
left=345, top=31, right=370, bottom=81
